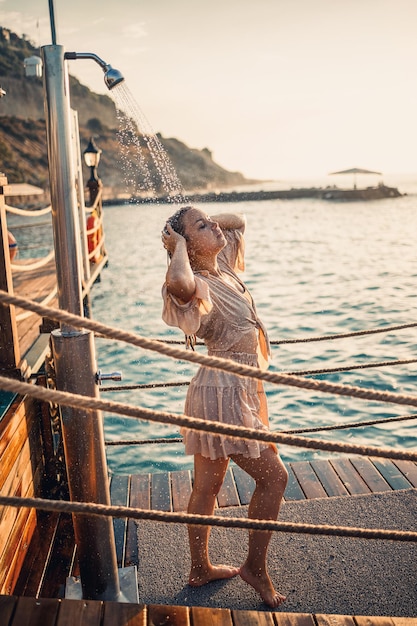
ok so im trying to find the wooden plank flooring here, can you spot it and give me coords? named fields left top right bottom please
left=2, top=594, right=417, bottom=626
left=110, top=457, right=417, bottom=516
left=14, top=455, right=417, bottom=600
left=12, top=258, right=58, bottom=358
left=8, top=456, right=417, bottom=625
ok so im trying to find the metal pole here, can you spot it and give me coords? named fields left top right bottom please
left=48, top=0, right=57, bottom=45
left=51, top=330, right=120, bottom=600
left=42, top=43, right=120, bottom=601
left=42, top=44, right=82, bottom=327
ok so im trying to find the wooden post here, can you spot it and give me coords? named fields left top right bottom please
left=0, top=174, right=27, bottom=378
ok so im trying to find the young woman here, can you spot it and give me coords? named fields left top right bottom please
left=161, top=206, right=288, bottom=608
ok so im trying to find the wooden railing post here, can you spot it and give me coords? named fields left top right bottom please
left=0, top=175, right=28, bottom=379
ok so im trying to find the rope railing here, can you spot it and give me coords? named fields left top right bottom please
left=15, top=286, right=58, bottom=322
left=104, top=412, right=417, bottom=446
left=1, top=290, right=417, bottom=414
left=0, top=492, right=416, bottom=543
left=101, top=381, right=190, bottom=391
left=157, top=321, right=417, bottom=346
left=1, top=290, right=416, bottom=545
left=284, top=357, right=417, bottom=376
left=88, top=232, right=105, bottom=261
left=0, top=374, right=417, bottom=461
left=92, top=187, right=103, bottom=211
left=279, top=412, right=417, bottom=435
left=85, top=187, right=103, bottom=213
left=85, top=204, right=105, bottom=262
left=106, top=437, right=183, bottom=446
left=5, top=203, right=52, bottom=217
left=100, top=357, right=417, bottom=392
left=271, top=322, right=417, bottom=344
left=85, top=212, right=104, bottom=236
left=10, top=249, right=55, bottom=272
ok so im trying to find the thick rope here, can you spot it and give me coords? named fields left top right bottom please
left=11, top=250, right=55, bottom=272
left=285, top=358, right=417, bottom=377
left=159, top=322, right=417, bottom=346
left=1, top=374, right=417, bottom=460
left=104, top=437, right=183, bottom=446
left=100, top=357, right=417, bottom=391
left=105, top=412, right=417, bottom=446
left=271, top=322, right=417, bottom=344
left=282, top=412, right=417, bottom=434
left=0, top=493, right=415, bottom=542
left=2, top=290, right=417, bottom=411
left=2, top=291, right=416, bottom=541
left=101, top=381, right=190, bottom=391
left=106, top=437, right=184, bottom=446
left=5, top=203, right=52, bottom=217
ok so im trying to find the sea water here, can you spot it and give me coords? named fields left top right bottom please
left=85, top=182, right=417, bottom=474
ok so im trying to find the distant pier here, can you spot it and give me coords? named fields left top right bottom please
left=105, top=183, right=404, bottom=206
left=186, top=184, right=404, bottom=203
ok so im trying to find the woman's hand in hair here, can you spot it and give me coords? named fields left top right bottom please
left=162, top=222, right=187, bottom=258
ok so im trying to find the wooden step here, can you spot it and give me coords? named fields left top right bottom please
left=2, top=594, right=415, bottom=626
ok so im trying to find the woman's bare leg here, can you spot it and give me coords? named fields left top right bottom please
left=231, top=447, right=288, bottom=608
left=187, top=453, right=240, bottom=586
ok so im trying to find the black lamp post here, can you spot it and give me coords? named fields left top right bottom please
left=83, top=137, right=102, bottom=205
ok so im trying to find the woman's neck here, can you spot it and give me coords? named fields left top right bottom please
left=190, top=254, right=220, bottom=276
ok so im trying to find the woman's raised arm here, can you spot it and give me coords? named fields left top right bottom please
left=163, top=223, right=196, bottom=303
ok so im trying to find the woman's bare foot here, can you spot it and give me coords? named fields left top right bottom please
left=188, top=564, right=240, bottom=587
left=239, top=564, right=286, bottom=608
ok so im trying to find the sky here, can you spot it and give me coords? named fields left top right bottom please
left=1, top=0, right=417, bottom=181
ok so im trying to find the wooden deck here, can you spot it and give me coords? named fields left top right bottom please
left=9, top=455, right=417, bottom=624
left=12, top=258, right=58, bottom=358
left=14, top=456, right=417, bottom=596
left=2, top=593, right=416, bottom=626
left=107, top=456, right=417, bottom=525
left=11, top=255, right=108, bottom=370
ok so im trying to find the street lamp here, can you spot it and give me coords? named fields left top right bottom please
left=83, top=137, right=102, bottom=205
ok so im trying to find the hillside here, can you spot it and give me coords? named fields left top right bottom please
left=0, top=27, right=252, bottom=198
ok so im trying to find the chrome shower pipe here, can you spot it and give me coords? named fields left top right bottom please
left=64, top=51, right=125, bottom=90
left=42, top=44, right=83, bottom=324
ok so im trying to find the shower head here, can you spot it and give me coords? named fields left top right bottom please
left=64, top=51, right=125, bottom=90
left=103, top=65, right=124, bottom=90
